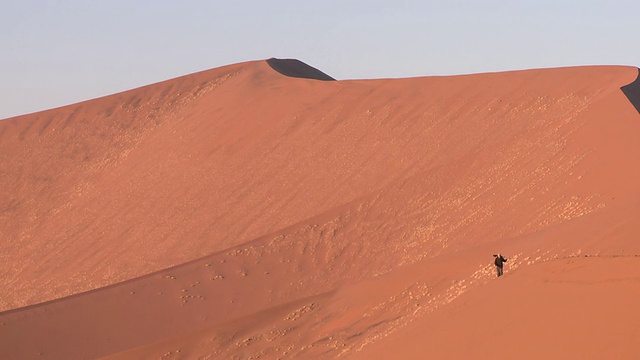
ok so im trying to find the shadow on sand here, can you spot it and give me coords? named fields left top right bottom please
left=266, top=58, right=336, bottom=81
left=621, top=67, right=640, bottom=114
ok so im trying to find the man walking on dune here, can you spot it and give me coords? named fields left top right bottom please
left=493, top=254, right=507, bottom=277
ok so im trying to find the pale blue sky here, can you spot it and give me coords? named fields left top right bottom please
left=2, top=0, right=639, bottom=119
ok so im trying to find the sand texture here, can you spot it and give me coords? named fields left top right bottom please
left=1, top=58, right=639, bottom=359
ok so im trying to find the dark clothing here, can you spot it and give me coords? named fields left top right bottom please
left=494, top=255, right=507, bottom=277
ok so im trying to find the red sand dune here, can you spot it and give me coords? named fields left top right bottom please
left=1, top=58, right=639, bottom=359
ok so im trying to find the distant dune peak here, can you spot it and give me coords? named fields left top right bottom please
left=266, top=58, right=336, bottom=81
left=621, top=67, right=640, bottom=114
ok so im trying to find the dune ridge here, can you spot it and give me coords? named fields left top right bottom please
left=266, top=58, right=336, bottom=81
left=1, top=60, right=639, bottom=359
left=621, top=67, right=640, bottom=113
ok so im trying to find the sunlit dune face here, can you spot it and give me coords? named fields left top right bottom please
left=1, top=61, right=639, bottom=359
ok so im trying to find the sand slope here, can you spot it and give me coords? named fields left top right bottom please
left=1, top=59, right=639, bottom=359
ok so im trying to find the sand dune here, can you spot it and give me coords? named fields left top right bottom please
left=1, top=59, right=639, bottom=359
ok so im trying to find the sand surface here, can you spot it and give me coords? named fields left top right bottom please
left=1, top=58, right=639, bottom=359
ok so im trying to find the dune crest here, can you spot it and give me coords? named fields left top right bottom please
left=266, top=58, right=336, bottom=81
left=1, top=60, right=639, bottom=359
left=621, top=67, right=640, bottom=113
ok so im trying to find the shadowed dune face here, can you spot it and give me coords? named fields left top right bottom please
left=266, top=58, right=336, bottom=80
left=621, top=67, right=640, bottom=113
left=1, top=60, right=640, bottom=359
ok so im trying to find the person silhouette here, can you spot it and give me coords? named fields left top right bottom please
left=493, top=254, right=507, bottom=277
